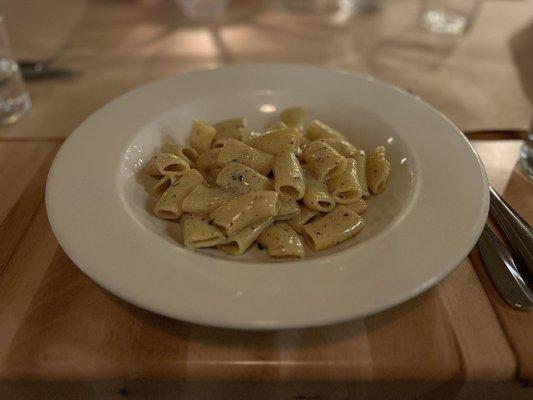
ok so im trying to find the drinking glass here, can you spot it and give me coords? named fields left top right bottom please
left=419, top=0, right=483, bottom=35
left=0, top=16, right=31, bottom=124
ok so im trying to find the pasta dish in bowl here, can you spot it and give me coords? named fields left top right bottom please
left=46, top=64, right=488, bottom=329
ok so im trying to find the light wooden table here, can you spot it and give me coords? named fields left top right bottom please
left=0, top=1, right=532, bottom=399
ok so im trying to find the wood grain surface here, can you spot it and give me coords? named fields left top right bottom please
left=0, top=140, right=531, bottom=399
left=1, top=0, right=532, bottom=140
left=0, top=0, right=533, bottom=398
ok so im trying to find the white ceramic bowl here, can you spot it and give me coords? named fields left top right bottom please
left=46, top=65, right=488, bottom=329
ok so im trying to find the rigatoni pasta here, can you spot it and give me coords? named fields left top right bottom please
left=143, top=107, right=391, bottom=258
left=302, top=167, right=335, bottom=212
left=161, top=144, right=198, bottom=165
left=154, top=169, right=205, bottom=219
left=257, top=222, right=304, bottom=258
left=306, top=120, right=345, bottom=141
left=326, top=158, right=362, bottom=204
left=280, top=107, right=306, bottom=130
left=273, top=152, right=304, bottom=200
left=181, top=213, right=226, bottom=248
left=302, top=141, right=347, bottom=180
left=189, top=120, right=216, bottom=154
left=248, top=128, right=299, bottom=155
left=366, top=146, right=391, bottom=195
left=212, top=117, right=247, bottom=147
left=218, top=138, right=274, bottom=175
left=209, top=190, right=279, bottom=235
left=303, top=205, right=364, bottom=251
left=181, top=185, right=238, bottom=213
left=218, top=218, right=274, bottom=256
left=216, top=162, right=271, bottom=194
left=144, top=153, right=190, bottom=177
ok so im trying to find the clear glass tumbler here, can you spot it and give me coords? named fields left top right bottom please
left=0, top=16, right=31, bottom=124
left=419, top=0, right=483, bottom=35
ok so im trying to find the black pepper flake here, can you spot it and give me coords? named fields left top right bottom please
left=316, top=232, right=321, bottom=235
left=257, top=242, right=265, bottom=250
left=172, top=194, right=176, bottom=198
left=232, top=159, right=238, bottom=162
left=208, top=220, right=214, bottom=225
left=344, top=213, right=349, bottom=216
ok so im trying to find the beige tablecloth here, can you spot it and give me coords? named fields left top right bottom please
left=0, top=0, right=531, bottom=139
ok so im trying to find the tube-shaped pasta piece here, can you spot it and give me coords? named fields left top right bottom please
left=239, top=127, right=256, bottom=143
left=306, top=120, right=345, bottom=141
left=216, top=162, right=271, bottom=194
left=248, top=128, right=299, bottom=155
left=154, top=169, right=205, bottom=219
left=161, top=144, right=198, bottom=165
left=257, top=222, right=304, bottom=258
left=212, top=117, right=247, bottom=147
left=181, top=213, right=226, bottom=248
left=280, top=107, right=306, bottom=130
left=303, top=205, right=364, bottom=251
left=196, top=147, right=222, bottom=185
left=302, top=168, right=335, bottom=212
left=273, top=152, right=304, bottom=200
left=327, top=158, right=362, bottom=204
left=302, top=141, right=347, bottom=180
left=286, top=205, right=320, bottom=233
left=218, top=218, right=274, bottom=256
left=144, top=153, right=190, bottom=177
left=354, top=149, right=369, bottom=198
left=152, top=175, right=178, bottom=197
left=366, top=146, right=391, bottom=195
left=189, top=120, right=216, bottom=154
left=317, top=138, right=357, bottom=158
left=276, top=197, right=300, bottom=221
left=218, top=138, right=274, bottom=176
left=182, top=185, right=239, bottom=213
left=195, top=148, right=221, bottom=170
left=345, top=199, right=367, bottom=215
left=265, top=121, right=288, bottom=132
left=210, top=190, right=279, bottom=235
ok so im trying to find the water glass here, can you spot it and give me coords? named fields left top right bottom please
left=419, top=0, right=483, bottom=35
left=0, top=17, right=31, bottom=124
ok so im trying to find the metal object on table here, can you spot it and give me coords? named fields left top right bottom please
left=18, top=60, right=80, bottom=80
left=519, top=120, right=533, bottom=178
left=477, top=225, right=533, bottom=310
left=489, top=186, right=533, bottom=277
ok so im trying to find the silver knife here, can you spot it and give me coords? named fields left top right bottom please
left=477, top=225, right=533, bottom=310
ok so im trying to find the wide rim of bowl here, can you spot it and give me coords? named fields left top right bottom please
left=46, top=64, right=489, bottom=330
